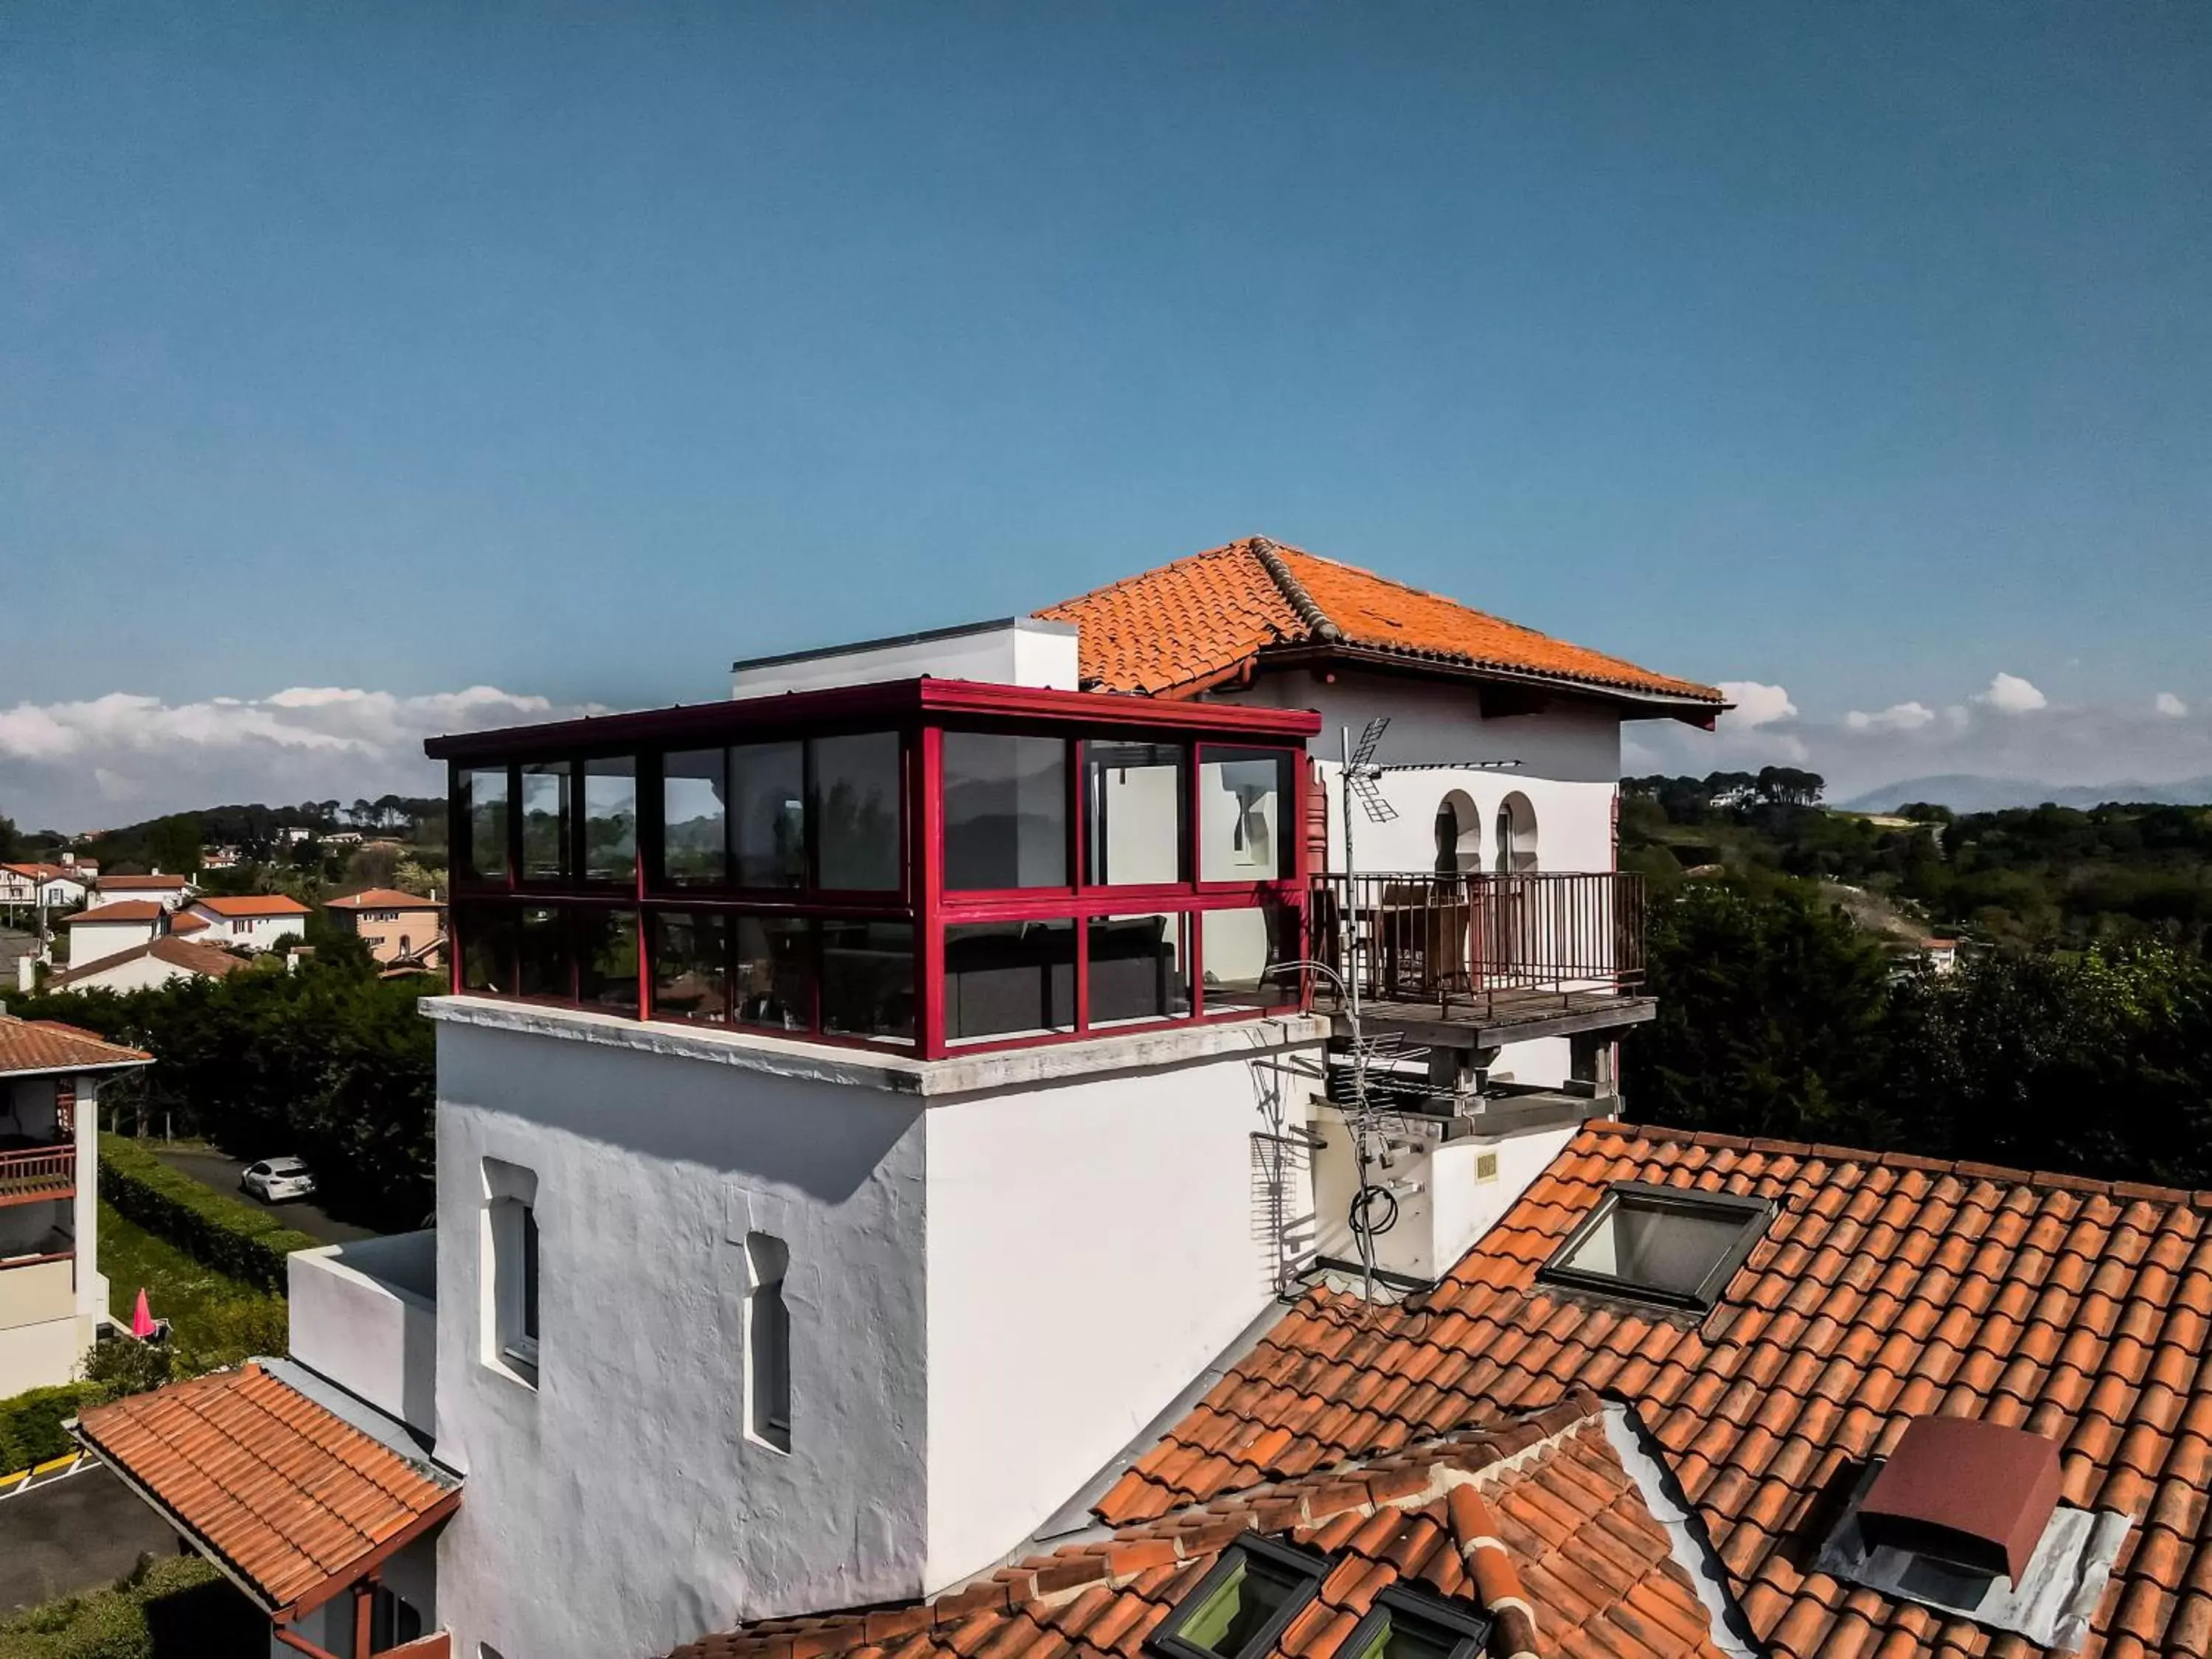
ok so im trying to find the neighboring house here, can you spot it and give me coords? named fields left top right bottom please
left=0, top=1015, right=150, bottom=1394
left=181, top=894, right=312, bottom=953
left=62, top=900, right=168, bottom=968
left=88, top=540, right=2196, bottom=1659
left=0, top=863, right=90, bottom=909
left=200, top=845, right=243, bottom=870
left=167, top=910, right=212, bottom=939
left=48, top=936, right=248, bottom=995
left=92, top=872, right=196, bottom=909
left=324, top=888, right=448, bottom=970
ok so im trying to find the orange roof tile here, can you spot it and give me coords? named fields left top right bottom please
left=0, top=1014, right=151, bottom=1074
left=74, top=1363, right=459, bottom=1615
left=170, top=911, right=209, bottom=934
left=1, top=862, right=79, bottom=882
left=666, top=1395, right=1725, bottom=1659
left=193, top=894, right=313, bottom=918
left=97, top=873, right=192, bottom=891
left=1037, top=539, right=1724, bottom=706
left=1100, top=1121, right=2212, bottom=1658
left=68, top=900, right=164, bottom=924
left=50, top=936, right=248, bottom=988
left=324, top=888, right=445, bottom=911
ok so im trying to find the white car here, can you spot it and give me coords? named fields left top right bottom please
left=240, top=1157, right=316, bottom=1203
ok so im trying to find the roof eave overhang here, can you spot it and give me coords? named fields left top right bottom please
left=0, top=1055, right=153, bottom=1079
left=1252, top=644, right=1728, bottom=726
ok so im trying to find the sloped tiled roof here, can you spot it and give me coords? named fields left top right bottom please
left=97, top=873, right=192, bottom=891
left=193, top=894, right=313, bottom=918
left=50, top=936, right=248, bottom=989
left=68, top=900, right=164, bottom=924
left=170, top=911, right=210, bottom=934
left=0, top=1014, right=151, bottom=1074
left=1096, top=1121, right=2212, bottom=1659
left=325, top=887, right=445, bottom=911
left=1036, top=539, right=1724, bottom=706
left=668, top=1394, right=1728, bottom=1659
left=1, top=862, right=78, bottom=882
left=74, top=1362, right=459, bottom=1615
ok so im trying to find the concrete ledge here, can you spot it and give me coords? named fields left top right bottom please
left=421, top=997, right=1328, bottom=1099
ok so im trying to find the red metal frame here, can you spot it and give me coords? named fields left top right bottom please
left=438, top=680, right=1318, bottom=1057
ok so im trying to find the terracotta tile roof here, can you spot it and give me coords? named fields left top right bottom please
left=97, top=874, right=192, bottom=891
left=50, top=936, right=248, bottom=988
left=193, top=894, right=313, bottom=918
left=0, top=1014, right=152, bottom=1074
left=170, top=911, right=210, bottom=934
left=666, top=1394, right=1727, bottom=1659
left=325, top=888, right=445, bottom=911
left=1096, top=1121, right=2212, bottom=1659
left=68, top=900, right=164, bottom=924
left=1036, top=539, right=1724, bottom=706
left=2, top=861, right=78, bottom=882
left=73, top=1362, right=459, bottom=1615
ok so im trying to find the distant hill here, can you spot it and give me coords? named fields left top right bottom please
left=1839, top=775, right=2212, bottom=815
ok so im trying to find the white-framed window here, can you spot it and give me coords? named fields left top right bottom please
left=482, top=1159, right=540, bottom=1387
left=744, top=1232, right=790, bottom=1452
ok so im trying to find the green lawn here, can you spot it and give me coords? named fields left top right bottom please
left=96, top=1203, right=270, bottom=1335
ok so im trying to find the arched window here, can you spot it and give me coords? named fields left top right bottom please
left=1494, top=793, right=1538, bottom=875
left=1433, top=791, right=1482, bottom=874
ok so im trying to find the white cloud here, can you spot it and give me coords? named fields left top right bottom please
left=1846, top=701, right=1937, bottom=733
left=1980, top=672, right=2048, bottom=714
left=0, top=684, right=580, bottom=831
left=1717, top=681, right=1797, bottom=728
left=2156, top=692, right=2189, bottom=718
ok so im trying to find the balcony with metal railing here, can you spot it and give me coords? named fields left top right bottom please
left=1307, top=869, right=1655, bottom=1048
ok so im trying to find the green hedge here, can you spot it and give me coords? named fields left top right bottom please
left=97, top=1136, right=321, bottom=1295
left=0, top=1554, right=259, bottom=1659
left=0, top=1383, right=100, bottom=1476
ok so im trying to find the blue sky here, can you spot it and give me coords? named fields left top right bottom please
left=2, top=4, right=2208, bottom=827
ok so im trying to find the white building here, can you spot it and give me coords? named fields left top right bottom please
left=62, top=901, right=169, bottom=969
left=0, top=863, right=90, bottom=910
left=183, top=894, right=313, bottom=953
left=92, top=872, right=196, bottom=910
left=48, top=936, right=248, bottom=995
left=71, top=537, right=1725, bottom=1659
left=0, top=1015, right=150, bottom=1395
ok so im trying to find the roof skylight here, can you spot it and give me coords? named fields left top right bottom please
left=1535, top=1181, right=1772, bottom=1312
left=1342, top=1585, right=1491, bottom=1659
left=1147, top=1537, right=1325, bottom=1659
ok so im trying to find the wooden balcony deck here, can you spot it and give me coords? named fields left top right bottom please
left=1315, top=986, right=1657, bottom=1049
left=0, top=1146, right=76, bottom=1209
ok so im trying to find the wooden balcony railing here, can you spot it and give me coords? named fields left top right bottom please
left=1309, top=870, right=1646, bottom=1016
left=0, top=1146, right=76, bottom=1209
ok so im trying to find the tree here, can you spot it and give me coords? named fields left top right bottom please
left=146, top=813, right=202, bottom=876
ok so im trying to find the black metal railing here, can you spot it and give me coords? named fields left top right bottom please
left=1308, top=870, right=1646, bottom=1014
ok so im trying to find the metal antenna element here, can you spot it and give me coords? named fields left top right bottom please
left=1346, top=716, right=1398, bottom=825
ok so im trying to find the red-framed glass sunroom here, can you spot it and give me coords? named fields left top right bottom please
left=427, top=678, right=1323, bottom=1060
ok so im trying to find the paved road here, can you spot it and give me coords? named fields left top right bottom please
left=0, top=1464, right=183, bottom=1611
left=150, top=1149, right=379, bottom=1245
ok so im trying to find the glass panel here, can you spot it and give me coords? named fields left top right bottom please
left=943, top=733, right=1068, bottom=891
left=735, top=916, right=815, bottom=1032
left=521, top=763, right=571, bottom=882
left=731, top=742, right=807, bottom=888
left=583, top=758, right=638, bottom=883
left=1199, top=748, right=1290, bottom=881
left=517, top=905, right=571, bottom=1000
left=1354, top=1615, right=1458, bottom=1659
left=577, top=909, right=640, bottom=1015
left=1084, top=740, right=1184, bottom=886
left=1200, top=902, right=1297, bottom=1013
left=1088, top=913, right=1191, bottom=1025
left=813, top=734, right=902, bottom=891
left=662, top=748, right=728, bottom=887
left=465, top=768, right=509, bottom=880
left=820, top=919, right=914, bottom=1040
left=1556, top=1197, right=1747, bottom=1298
left=460, top=904, right=515, bottom=993
left=651, top=911, right=731, bottom=1023
left=943, top=919, right=1075, bottom=1041
left=1179, top=1554, right=1305, bottom=1658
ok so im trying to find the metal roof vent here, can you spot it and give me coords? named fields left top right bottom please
left=1859, top=1416, right=2064, bottom=1580
left=1817, top=1416, right=2132, bottom=1652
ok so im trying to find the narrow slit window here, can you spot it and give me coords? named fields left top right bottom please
left=745, top=1232, right=791, bottom=1453
left=485, top=1164, right=540, bottom=1388
left=1536, top=1180, right=1772, bottom=1312
left=1148, top=1536, right=1325, bottom=1659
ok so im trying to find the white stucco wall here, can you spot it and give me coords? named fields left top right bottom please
left=65, top=917, right=158, bottom=967
left=187, top=908, right=307, bottom=953
left=732, top=618, right=1079, bottom=698
left=291, top=1233, right=438, bottom=1434
left=920, top=1028, right=1321, bottom=1589
left=52, top=953, right=201, bottom=994
left=431, top=1018, right=932, bottom=1659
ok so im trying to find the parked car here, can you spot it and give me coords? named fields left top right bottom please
left=240, top=1157, right=316, bottom=1203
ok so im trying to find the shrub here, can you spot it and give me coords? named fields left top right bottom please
left=97, top=1136, right=320, bottom=1295
left=0, top=1384, right=101, bottom=1476
left=0, top=1554, right=258, bottom=1659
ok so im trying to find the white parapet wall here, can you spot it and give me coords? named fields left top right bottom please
left=288, top=1231, right=438, bottom=1434
left=731, top=616, right=1079, bottom=699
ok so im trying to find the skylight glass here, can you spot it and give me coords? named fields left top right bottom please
left=1148, top=1537, right=1324, bottom=1659
left=1343, top=1586, right=1490, bottom=1659
left=1536, top=1181, right=1771, bottom=1312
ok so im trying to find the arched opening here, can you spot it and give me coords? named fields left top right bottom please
left=1433, top=790, right=1482, bottom=874
left=1493, top=793, right=1538, bottom=875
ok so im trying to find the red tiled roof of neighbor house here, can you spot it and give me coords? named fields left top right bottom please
left=1094, top=1121, right=2212, bottom=1659
left=49, top=937, right=248, bottom=989
left=667, top=1393, right=1728, bottom=1659
left=324, top=888, right=445, bottom=911
left=170, top=911, right=209, bottom=934
left=0, top=1014, right=152, bottom=1074
left=66, top=900, right=164, bottom=924
left=97, top=873, right=192, bottom=891
left=73, top=1363, right=459, bottom=1615
left=1037, top=538, right=1725, bottom=706
left=1, top=861, right=75, bottom=882
left=193, top=894, right=313, bottom=918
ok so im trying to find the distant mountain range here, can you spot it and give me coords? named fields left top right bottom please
left=1838, top=775, right=2212, bottom=814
